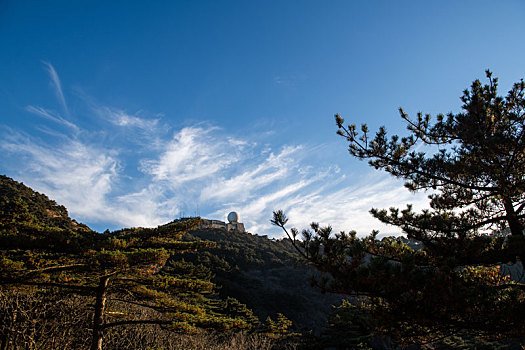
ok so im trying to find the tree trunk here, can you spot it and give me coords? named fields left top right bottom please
left=503, top=198, right=524, bottom=236
left=90, top=275, right=111, bottom=350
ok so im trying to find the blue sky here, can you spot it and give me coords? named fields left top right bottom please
left=1, top=1, right=524, bottom=236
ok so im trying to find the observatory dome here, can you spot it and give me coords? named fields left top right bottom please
left=227, top=211, right=239, bottom=223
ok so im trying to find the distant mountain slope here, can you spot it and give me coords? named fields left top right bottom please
left=0, top=175, right=95, bottom=251
left=0, top=175, right=91, bottom=232
left=173, top=227, right=344, bottom=332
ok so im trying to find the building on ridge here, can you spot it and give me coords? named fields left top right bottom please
left=198, top=211, right=245, bottom=232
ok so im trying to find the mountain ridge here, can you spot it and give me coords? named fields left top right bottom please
left=0, top=174, right=342, bottom=333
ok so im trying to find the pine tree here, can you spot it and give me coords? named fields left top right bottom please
left=260, top=313, right=292, bottom=338
left=0, top=176, right=250, bottom=350
left=322, top=300, right=372, bottom=349
left=272, top=72, right=525, bottom=341
left=338, top=71, right=525, bottom=251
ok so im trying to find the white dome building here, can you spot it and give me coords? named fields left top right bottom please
left=227, top=211, right=239, bottom=223
left=198, top=211, right=245, bottom=232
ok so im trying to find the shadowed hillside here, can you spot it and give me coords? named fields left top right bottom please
left=172, top=227, right=344, bottom=332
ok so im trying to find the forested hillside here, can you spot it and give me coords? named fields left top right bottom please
left=0, top=176, right=275, bottom=349
left=0, top=175, right=95, bottom=248
left=0, top=175, right=347, bottom=349
left=176, top=228, right=344, bottom=332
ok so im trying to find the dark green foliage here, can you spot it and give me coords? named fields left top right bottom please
left=181, top=228, right=299, bottom=270
left=321, top=300, right=372, bottom=349
left=0, top=175, right=94, bottom=252
left=273, top=72, right=525, bottom=343
left=260, top=313, right=293, bottom=337
left=0, top=175, right=82, bottom=231
left=215, top=297, right=260, bottom=330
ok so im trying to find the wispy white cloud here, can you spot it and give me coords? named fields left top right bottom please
left=211, top=176, right=320, bottom=233
left=200, top=145, right=302, bottom=202
left=25, top=105, right=79, bottom=131
left=110, top=185, right=182, bottom=228
left=0, top=132, right=118, bottom=223
left=97, top=106, right=160, bottom=131
left=42, top=61, right=69, bottom=117
left=23, top=63, right=78, bottom=133
left=140, top=126, right=242, bottom=184
left=214, top=170, right=429, bottom=236
left=279, top=173, right=430, bottom=236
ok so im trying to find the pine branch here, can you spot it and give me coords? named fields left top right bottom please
left=101, top=319, right=172, bottom=330
left=23, top=263, right=88, bottom=275
left=2, top=279, right=96, bottom=292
